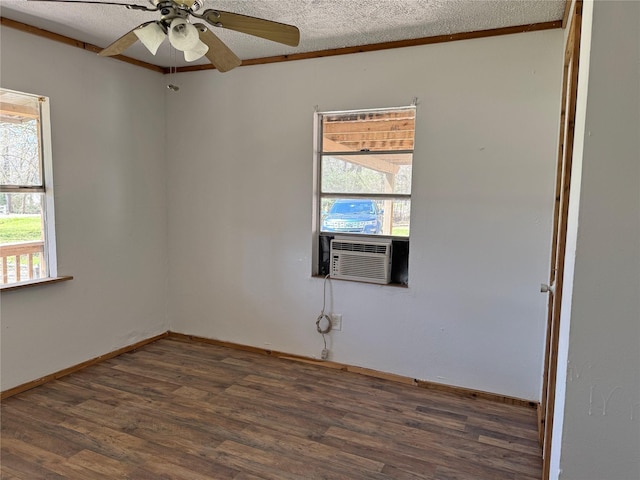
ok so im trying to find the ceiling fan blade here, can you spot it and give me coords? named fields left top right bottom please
left=200, top=9, right=300, bottom=47
left=26, top=0, right=155, bottom=11
left=195, top=25, right=241, bottom=72
left=99, top=21, right=157, bottom=56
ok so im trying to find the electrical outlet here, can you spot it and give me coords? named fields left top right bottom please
left=331, top=314, right=342, bottom=331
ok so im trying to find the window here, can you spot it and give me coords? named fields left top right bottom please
left=0, top=88, right=58, bottom=287
left=314, top=106, right=416, bottom=285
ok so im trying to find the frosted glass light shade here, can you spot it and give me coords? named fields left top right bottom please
left=134, top=22, right=166, bottom=55
left=184, top=39, right=209, bottom=62
left=169, top=18, right=200, bottom=52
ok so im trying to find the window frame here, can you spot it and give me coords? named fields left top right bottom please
left=312, top=105, right=415, bottom=284
left=0, top=89, right=59, bottom=288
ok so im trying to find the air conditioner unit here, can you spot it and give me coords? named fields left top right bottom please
left=330, top=237, right=392, bottom=284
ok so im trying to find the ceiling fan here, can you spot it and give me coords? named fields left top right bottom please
left=28, top=0, right=301, bottom=72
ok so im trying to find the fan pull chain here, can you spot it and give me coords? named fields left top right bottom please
left=167, top=45, right=180, bottom=91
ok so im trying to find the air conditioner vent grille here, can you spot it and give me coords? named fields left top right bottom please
left=331, top=241, right=389, bottom=255
left=330, top=238, right=392, bottom=284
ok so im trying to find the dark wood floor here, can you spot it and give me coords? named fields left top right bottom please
left=1, top=337, right=542, bottom=480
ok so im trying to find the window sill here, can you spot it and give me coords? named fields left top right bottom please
left=0, top=276, right=74, bottom=292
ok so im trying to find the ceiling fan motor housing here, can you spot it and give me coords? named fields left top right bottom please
left=151, top=1, right=194, bottom=26
left=150, top=0, right=204, bottom=12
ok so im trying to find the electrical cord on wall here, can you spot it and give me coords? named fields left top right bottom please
left=316, top=274, right=332, bottom=360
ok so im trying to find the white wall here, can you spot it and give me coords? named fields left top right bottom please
left=0, top=28, right=169, bottom=390
left=552, top=1, right=640, bottom=479
left=167, top=29, right=563, bottom=401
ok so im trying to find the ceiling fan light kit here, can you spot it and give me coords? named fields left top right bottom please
left=27, top=0, right=300, bottom=71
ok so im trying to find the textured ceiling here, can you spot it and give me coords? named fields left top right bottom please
left=0, top=0, right=565, bottom=68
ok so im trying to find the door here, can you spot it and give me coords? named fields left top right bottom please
left=540, top=2, right=583, bottom=478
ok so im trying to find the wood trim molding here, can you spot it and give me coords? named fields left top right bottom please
left=176, top=20, right=562, bottom=73
left=562, top=0, right=573, bottom=28
left=0, top=17, right=165, bottom=73
left=167, top=332, right=539, bottom=409
left=0, top=332, right=169, bottom=400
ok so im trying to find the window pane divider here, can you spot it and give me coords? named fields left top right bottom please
left=320, top=193, right=410, bottom=200
left=320, top=105, right=416, bottom=117
left=0, top=185, right=46, bottom=193
left=321, top=149, right=414, bottom=156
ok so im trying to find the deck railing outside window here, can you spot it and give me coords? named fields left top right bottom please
left=0, top=240, right=46, bottom=284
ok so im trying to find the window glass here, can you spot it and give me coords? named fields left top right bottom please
left=321, top=154, right=412, bottom=195
left=322, top=109, right=415, bottom=152
left=0, top=93, right=42, bottom=186
left=320, top=197, right=411, bottom=237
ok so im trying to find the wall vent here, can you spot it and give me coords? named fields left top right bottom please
left=330, top=238, right=392, bottom=284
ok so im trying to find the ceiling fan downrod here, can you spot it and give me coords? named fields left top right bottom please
left=150, top=0, right=200, bottom=24
left=149, top=0, right=204, bottom=13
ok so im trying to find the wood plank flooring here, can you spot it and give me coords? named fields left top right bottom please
left=1, top=337, right=542, bottom=479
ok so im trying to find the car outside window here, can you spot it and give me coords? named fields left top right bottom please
left=322, top=199, right=382, bottom=235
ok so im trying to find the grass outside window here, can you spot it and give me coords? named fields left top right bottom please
left=0, top=215, right=42, bottom=243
